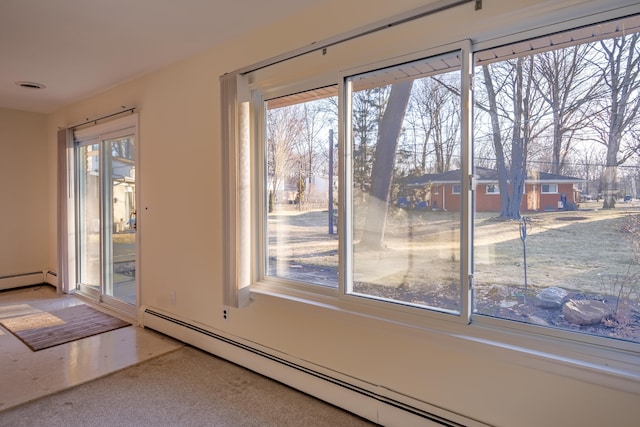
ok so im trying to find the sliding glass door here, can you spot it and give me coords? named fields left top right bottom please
left=75, top=116, right=137, bottom=310
left=77, top=141, right=101, bottom=293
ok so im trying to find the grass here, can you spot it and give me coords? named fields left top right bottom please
left=269, top=201, right=640, bottom=297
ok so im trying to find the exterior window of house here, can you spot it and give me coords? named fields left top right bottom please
left=264, top=89, right=339, bottom=288
left=473, top=15, right=640, bottom=345
left=346, top=51, right=465, bottom=313
left=225, top=9, right=640, bottom=372
left=486, top=184, right=499, bottom=194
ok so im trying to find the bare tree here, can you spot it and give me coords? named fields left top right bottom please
left=535, top=46, right=603, bottom=174
left=296, top=99, right=339, bottom=206
left=479, top=55, right=547, bottom=219
left=312, top=97, right=340, bottom=175
left=111, top=138, right=134, bottom=161
left=592, top=33, right=640, bottom=209
left=575, top=145, right=605, bottom=199
left=266, top=105, right=305, bottom=209
left=407, top=75, right=461, bottom=174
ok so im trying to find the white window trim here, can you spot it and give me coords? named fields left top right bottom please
left=541, top=183, right=559, bottom=194
left=221, top=73, right=252, bottom=308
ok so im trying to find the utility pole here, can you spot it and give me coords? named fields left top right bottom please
left=328, top=129, right=335, bottom=235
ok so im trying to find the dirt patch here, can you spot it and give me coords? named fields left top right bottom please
left=556, top=216, right=587, bottom=221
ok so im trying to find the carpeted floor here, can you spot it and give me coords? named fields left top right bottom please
left=0, top=345, right=377, bottom=426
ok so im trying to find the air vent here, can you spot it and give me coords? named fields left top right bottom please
left=15, top=81, right=46, bottom=90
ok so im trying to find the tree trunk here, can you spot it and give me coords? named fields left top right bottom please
left=599, top=33, right=640, bottom=209
left=602, top=164, right=617, bottom=209
left=359, top=81, right=414, bottom=249
left=482, top=58, right=530, bottom=220
left=482, top=65, right=511, bottom=218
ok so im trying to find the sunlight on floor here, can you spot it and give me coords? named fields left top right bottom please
left=0, top=285, right=183, bottom=412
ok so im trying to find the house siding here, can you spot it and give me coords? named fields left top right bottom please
left=422, top=182, right=578, bottom=213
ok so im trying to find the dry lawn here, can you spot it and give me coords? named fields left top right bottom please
left=270, top=201, right=640, bottom=299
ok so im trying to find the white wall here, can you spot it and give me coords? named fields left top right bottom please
left=46, top=1, right=640, bottom=425
left=0, top=108, right=48, bottom=280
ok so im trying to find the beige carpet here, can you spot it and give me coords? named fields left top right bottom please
left=0, top=345, right=377, bottom=426
left=0, top=304, right=130, bottom=351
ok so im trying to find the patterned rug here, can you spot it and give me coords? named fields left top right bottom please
left=0, top=304, right=130, bottom=351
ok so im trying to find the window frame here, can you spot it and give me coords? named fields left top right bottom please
left=469, top=10, right=640, bottom=366
left=221, top=3, right=640, bottom=389
left=343, top=44, right=473, bottom=320
left=485, top=183, right=499, bottom=194
left=250, top=40, right=474, bottom=326
left=258, top=84, right=341, bottom=294
left=541, top=183, right=559, bottom=194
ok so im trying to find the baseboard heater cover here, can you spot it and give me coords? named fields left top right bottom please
left=45, top=270, right=58, bottom=286
left=142, top=307, right=485, bottom=427
left=0, top=272, right=46, bottom=291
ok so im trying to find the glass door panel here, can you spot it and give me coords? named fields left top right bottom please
left=76, top=133, right=137, bottom=308
left=77, top=142, right=101, bottom=293
left=107, top=136, right=136, bottom=304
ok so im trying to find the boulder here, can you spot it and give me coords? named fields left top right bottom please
left=562, top=300, right=612, bottom=326
left=535, top=287, right=568, bottom=309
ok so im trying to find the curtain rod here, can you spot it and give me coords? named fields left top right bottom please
left=227, top=0, right=477, bottom=76
left=66, top=106, right=136, bottom=130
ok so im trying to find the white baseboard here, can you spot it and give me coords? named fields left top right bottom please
left=0, top=272, right=46, bottom=291
left=44, top=270, right=58, bottom=288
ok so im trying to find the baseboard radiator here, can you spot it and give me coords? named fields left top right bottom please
left=0, top=271, right=57, bottom=291
left=142, top=307, right=484, bottom=427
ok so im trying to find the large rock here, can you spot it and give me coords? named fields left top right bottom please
left=563, top=300, right=612, bottom=326
left=535, top=287, right=568, bottom=308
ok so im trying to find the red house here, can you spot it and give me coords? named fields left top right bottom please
left=398, top=167, right=584, bottom=213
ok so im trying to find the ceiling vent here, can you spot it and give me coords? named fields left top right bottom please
left=15, top=81, right=46, bottom=90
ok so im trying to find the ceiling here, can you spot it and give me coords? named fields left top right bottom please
left=0, top=0, right=324, bottom=114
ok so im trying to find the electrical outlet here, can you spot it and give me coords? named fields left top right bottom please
left=223, top=308, right=229, bottom=320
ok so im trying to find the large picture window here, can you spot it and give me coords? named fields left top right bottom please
left=226, top=10, right=640, bottom=367
left=345, top=52, right=465, bottom=314
left=264, top=88, right=339, bottom=288
left=473, top=15, right=640, bottom=343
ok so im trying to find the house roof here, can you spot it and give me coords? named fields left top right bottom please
left=400, top=166, right=584, bottom=186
